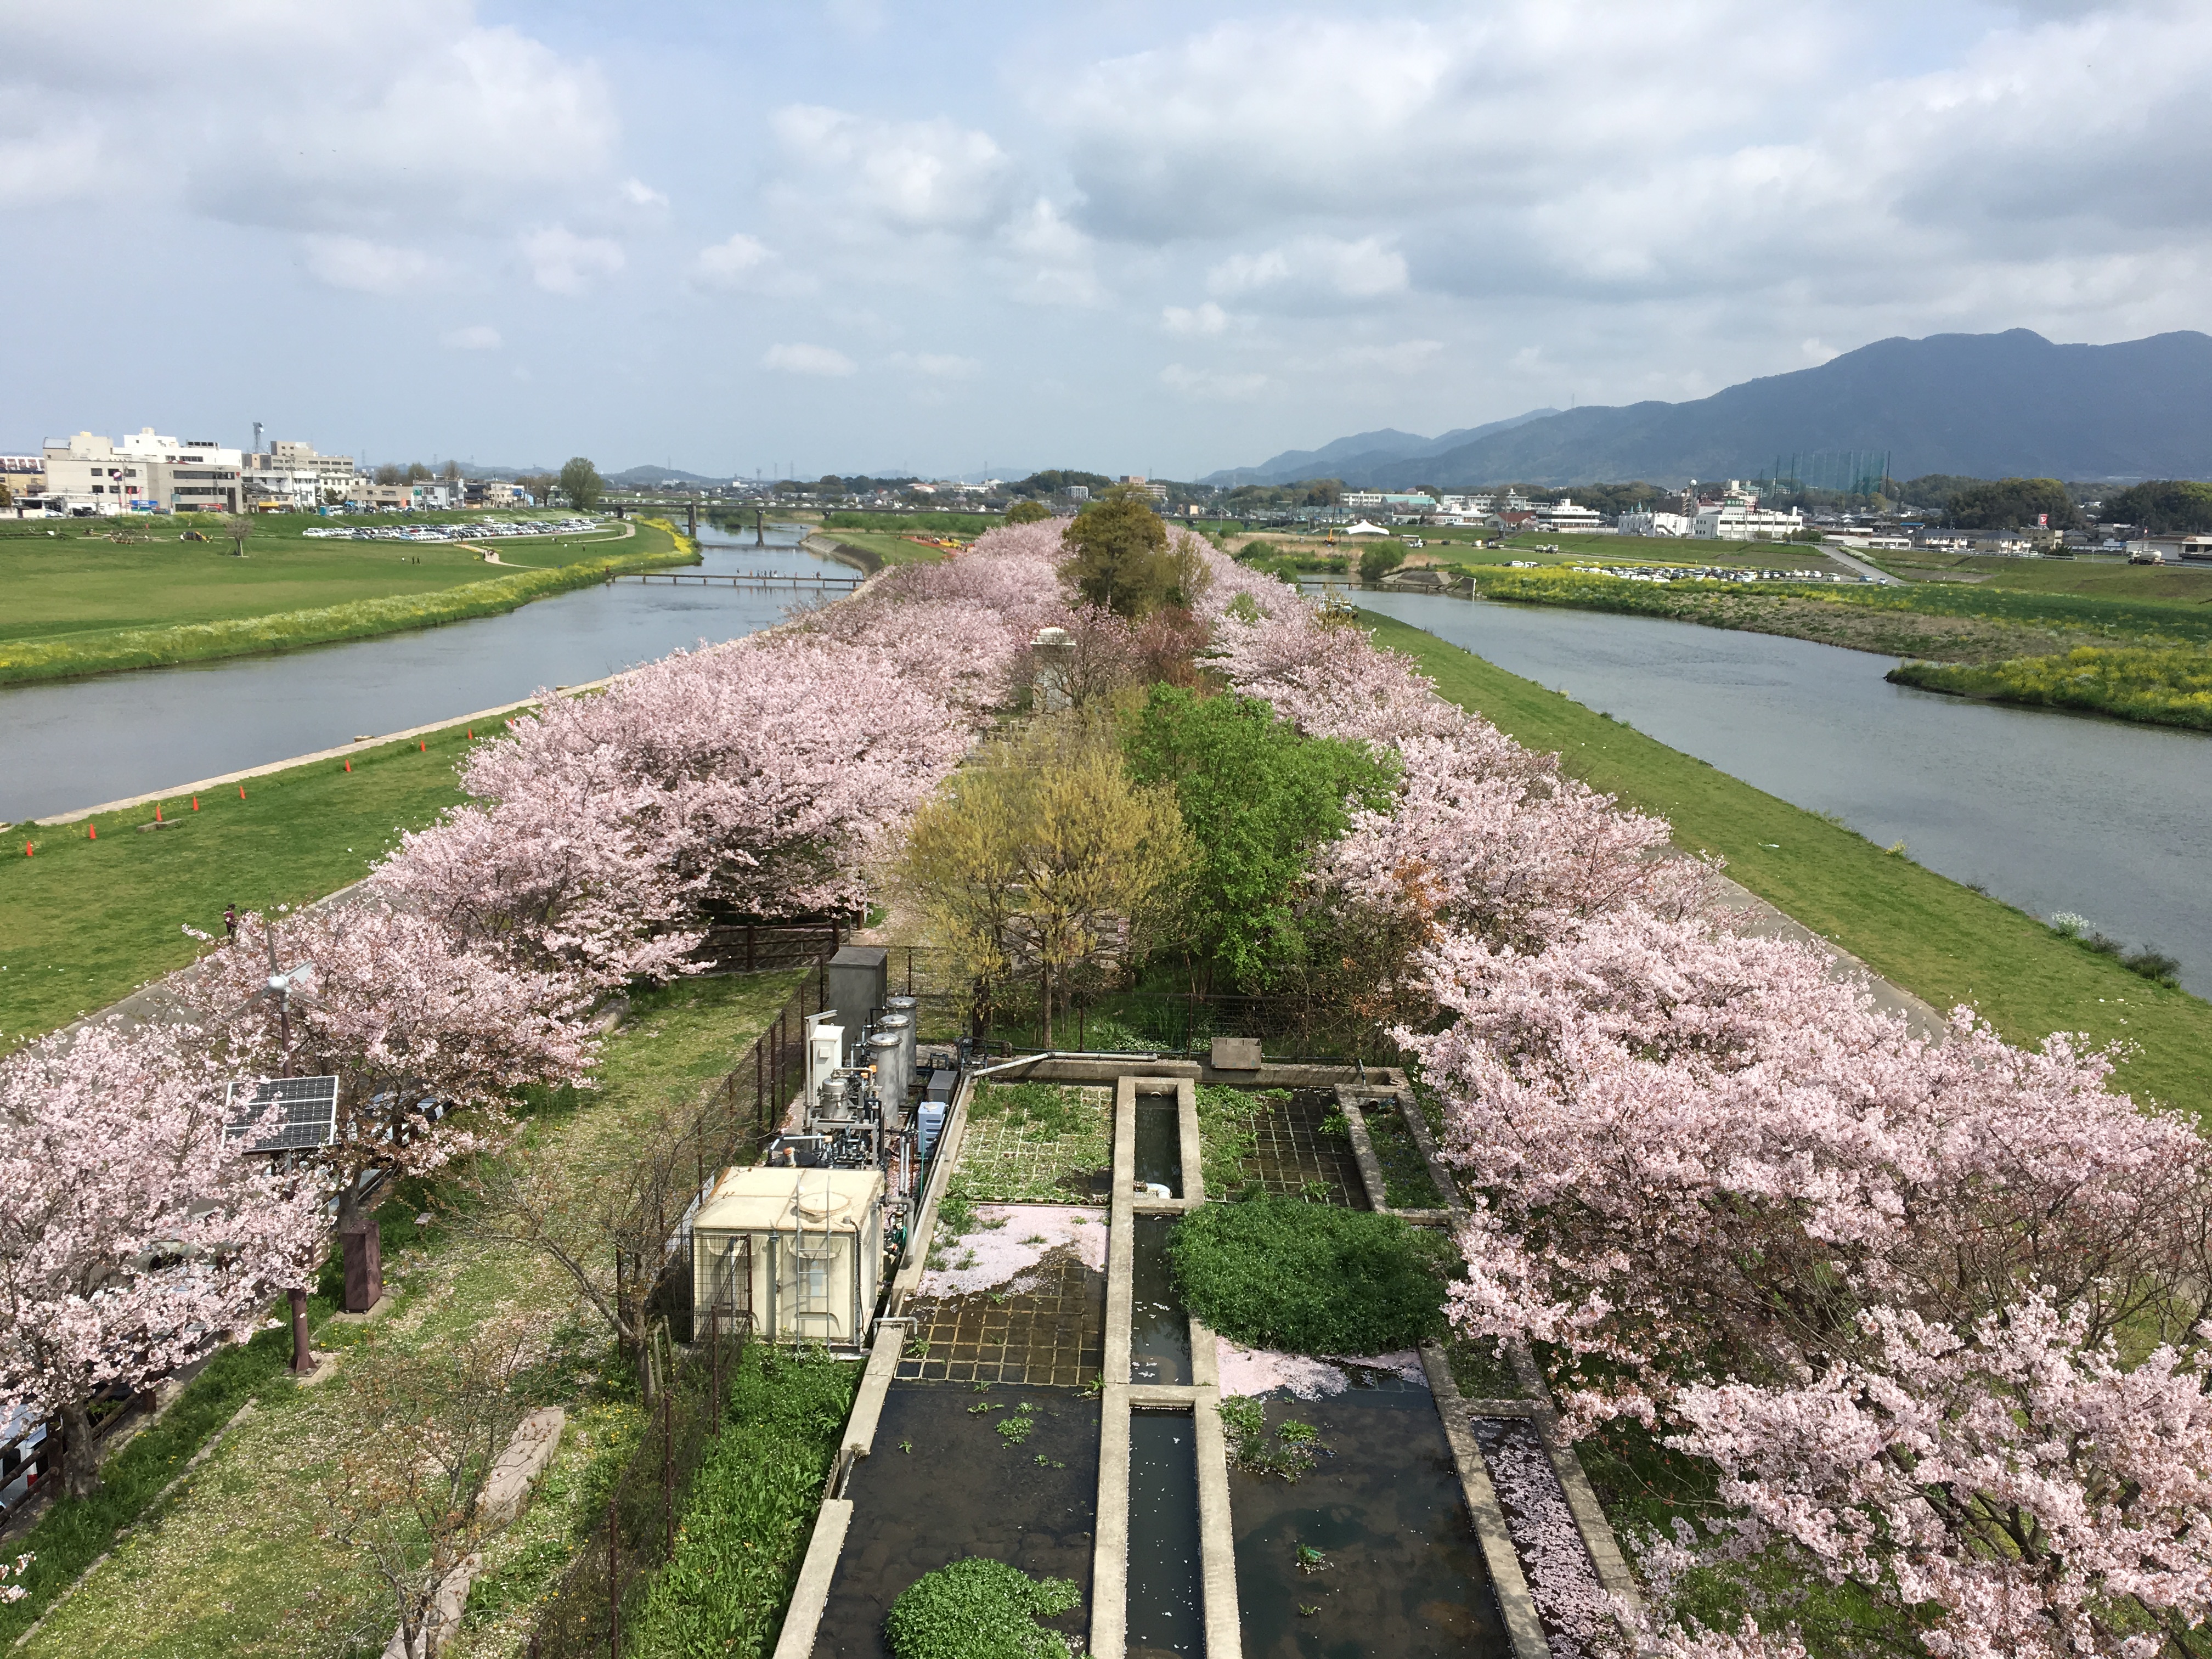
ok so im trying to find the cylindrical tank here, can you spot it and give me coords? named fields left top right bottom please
left=877, top=1011, right=916, bottom=1087
left=865, top=1030, right=908, bottom=1115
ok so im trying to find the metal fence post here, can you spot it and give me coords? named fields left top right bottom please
left=608, top=1493, right=621, bottom=1659
left=663, top=1383, right=676, bottom=1557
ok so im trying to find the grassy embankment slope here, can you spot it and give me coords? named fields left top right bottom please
left=1362, top=611, right=2212, bottom=1118
left=2, top=726, right=480, bottom=1052
left=0, top=514, right=695, bottom=685
left=1466, top=562, right=2212, bottom=668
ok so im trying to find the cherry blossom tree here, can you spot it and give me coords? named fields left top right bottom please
left=1406, top=908, right=2212, bottom=1657
left=0, top=1019, right=325, bottom=1497
left=195, top=906, right=596, bottom=1239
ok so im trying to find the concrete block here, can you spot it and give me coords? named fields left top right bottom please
left=1208, top=1036, right=1262, bottom=1071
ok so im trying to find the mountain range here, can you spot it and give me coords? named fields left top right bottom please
left=1201, top=330, right=2212, bottom=489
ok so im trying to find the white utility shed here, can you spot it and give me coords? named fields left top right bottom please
left=692, top=1166, right=883, bottom=1346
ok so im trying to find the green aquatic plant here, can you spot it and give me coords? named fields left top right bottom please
left=885, top=1558, right=1082, bottom=1659
left=1170, top=1197, right=1448, bottom=1355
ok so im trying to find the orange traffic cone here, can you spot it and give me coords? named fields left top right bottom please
left=344, top=760, right=352, bottom=772
left=88, top=823, right=96, bottom=840
left=22, top=843, right=31, bottom=856
left=418, top=741, right=426, bottom=752
left=191, top=796, right=200, bottom=811
left=239, top=785, right=247, bottom=799
left=155, top=803, right=163, bottom=822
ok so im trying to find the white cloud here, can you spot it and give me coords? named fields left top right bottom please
left=690, top=232, right=811, bottom=296
left=1163, top=301, right=1232, bottom=337
left=1336, top=339, right=1444, bottom=374
left=441, top=324, right=502, bottom=350
left=302, top=235, right=447, bottom=294
left=997, top=198, right=1104, bottom=307
left=888, top=352, right=981, bottom=378
left=764, top=342, right=859, bottom=376
left=1208, top=236, right=1406, bottom=304
left=621, top=177, right=669, bottom=208
left=1161, top=363, right=1269, bottom=400
left=771, top=104, right=1018, bottom=234
left=522, top=227, right=624, bottom=296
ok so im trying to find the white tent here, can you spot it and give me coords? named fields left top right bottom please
left=1342, top=520, right=1390, bottom=536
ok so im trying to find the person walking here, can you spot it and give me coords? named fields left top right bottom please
left=223, top=904, right=238, bottom=941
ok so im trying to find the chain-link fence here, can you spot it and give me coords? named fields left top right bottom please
left=525, top=1316, right=752, bottom=1659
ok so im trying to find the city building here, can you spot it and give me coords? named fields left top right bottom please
left=1119, top=475, right=1169, bottom=503
left=1532, top=498, right=1605, bottom=533
left=2, top=454, right=44, bottom=512
left=1342, top=490, right=1440, bottom=520
left=1617, top=510, right=1692, bottom=537
left=41, top=428, right=244, bottom=514
left=242, top=439, right=358, bottom=509
left=1688, top=480, right=1803, bottom=541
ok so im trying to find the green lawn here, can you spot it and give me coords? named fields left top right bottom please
left=1362, top=611, right=2212, bottom=1118
left=2, top=726, right=478, bottom=1051
left=1869, top=549, right=2212, bottom=600
left=817, top=527, right=959, bottom=568
left=0, top=511, right=636, bottom=645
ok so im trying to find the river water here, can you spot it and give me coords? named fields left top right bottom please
left=1346, top=589, right=2212, bottom=996
left=0, top=524, right=844, bottom=822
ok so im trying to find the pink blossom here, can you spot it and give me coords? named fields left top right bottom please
left=0, top=1019, right=325, bottom=1495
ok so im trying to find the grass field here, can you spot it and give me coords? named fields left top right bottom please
left=1869, top=549, right=2212, bottom=600
left=0, top=510, right=636, bottom=643
left=1361, top=611, right=2212, bottom=1118
left=815, top=527, right=958, bottom=568
left=1, top=725, right=479, bottom=1051
left=0, top=516, right=693, bottom=686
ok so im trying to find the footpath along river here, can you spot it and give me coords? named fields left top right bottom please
left=0, top=523, right=845, bottom=823
left=1346, top=588, right=2212, bottom=997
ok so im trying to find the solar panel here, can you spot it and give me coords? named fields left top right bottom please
left=224, top=1075, right=341, bottom=1152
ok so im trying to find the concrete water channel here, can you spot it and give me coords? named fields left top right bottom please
left=780, top=1059, right=1606, bottom=1659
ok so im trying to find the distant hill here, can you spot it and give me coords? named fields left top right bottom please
left=605, top=464, right=723, bottom=487
left=1202, top=410, right=1559, bottom=487
left=1210, top=330, right=2212, bottom=488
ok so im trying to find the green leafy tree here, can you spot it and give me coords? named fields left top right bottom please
left=901, top=714, right=1190, bottom=1043
left=2102, top=479, right=2212, bottom=534
left=1061, top=489, right=1209, bottom=618
left=558, top=456, right=605, bottom=512
left=1358, top=541, right=1406, bottom=584
left=1945, top=477, right=2080, bottom=532
left=1122, top=687, right=1396, bottom=988
left=1002, top=499, right=1051, bottom=526
left=404, top=461, right=432, bottom=483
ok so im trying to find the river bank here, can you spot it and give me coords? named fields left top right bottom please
left=0, top=518, right=696, bottom=687
left=1359, top=608, right=2212, bottom=1117
left=1454, top=565, right=2212, bottom=665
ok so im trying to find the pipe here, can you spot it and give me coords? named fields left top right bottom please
left=969, top=1048, right=1162, bottom=1078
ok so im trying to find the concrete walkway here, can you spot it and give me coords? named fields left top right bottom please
left=1819, top=542, right=1904, bottom=585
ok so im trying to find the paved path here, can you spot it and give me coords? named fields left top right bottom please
left=1819, top=542, right=1904, bottom=585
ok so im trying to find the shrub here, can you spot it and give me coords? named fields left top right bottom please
left=2123, top=947, right=2184, bottom=987
left=1167, top=1197, right=1448, bottom=1355
left=885, top=1558, right=1082, bottom=1659
left=1358, top=543, right=1406, bottom=584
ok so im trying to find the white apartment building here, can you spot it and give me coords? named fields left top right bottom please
left=1532, top=498, right=1605, bottom=533
left=42, top=428, right=244, bottom=514
left=1617, top=510, right=1692, bottom=537
left=1692, top=501, right=1804, bottom=541
left=1342, top=490, right=1439, bottom=514
left=243, top=439, right=358, bottom=509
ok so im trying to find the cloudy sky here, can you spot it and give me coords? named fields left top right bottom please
left=3, top=0, right=2205, bottom=479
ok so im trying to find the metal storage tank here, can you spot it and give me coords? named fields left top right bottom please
left=876, top=1012, right=915, bottom=1091
left=865, top=1029, right=909, bottom=1114
left=692, top=1166, right=884, bottom=1345
left=884, top=995, right=919, bottom=1071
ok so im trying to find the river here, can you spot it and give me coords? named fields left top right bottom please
left=0, top=523, right=844, bottom=823
left=1345, top=588, right=2212, bottom=997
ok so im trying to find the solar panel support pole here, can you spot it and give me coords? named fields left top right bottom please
left=288, top=1287, right=312, bottom=1373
